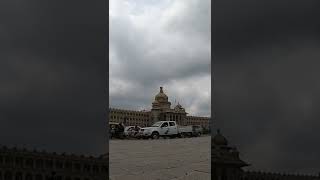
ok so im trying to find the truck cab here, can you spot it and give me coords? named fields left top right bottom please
left=139, top=121, right=178, bottom=139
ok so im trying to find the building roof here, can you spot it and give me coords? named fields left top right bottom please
left=213, top=129, right=228, bottom=146
left=155, top=87, right=168, bottom=101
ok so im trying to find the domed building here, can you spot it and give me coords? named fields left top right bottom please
left=212, top=130, right=320, bottom=180
left=150, top=87, right=188, bottom=125
left=109, top=87, right=210, bottom=128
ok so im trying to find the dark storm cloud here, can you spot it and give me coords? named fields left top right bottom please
left=110, top=0, right=211, bottom=117
left=214, top=0, right=320, bottom=174
left=0, top=0, right=107, bottom=155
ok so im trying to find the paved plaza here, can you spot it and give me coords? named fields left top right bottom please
left=109, top=136, right=211, bottom=180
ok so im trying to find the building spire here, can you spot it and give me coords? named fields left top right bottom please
left=160, top=86, right=163, bottom=93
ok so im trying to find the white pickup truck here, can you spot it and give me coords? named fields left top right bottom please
left=139, top=121, right=202, bottom=139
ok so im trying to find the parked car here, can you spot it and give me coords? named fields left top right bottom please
left=191, top=125, right=203, bottom=137
left=177, top=125, right=203, bottom=137
left=109, top=122, right=125, bottom=139
left=124, top=126, right=141, bottom=137
left=139, top=121, right=177, bottom=139
left=139, top=121, right=204, bottom=139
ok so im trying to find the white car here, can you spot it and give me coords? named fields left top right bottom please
left=139, top=121, right=179, bottom=139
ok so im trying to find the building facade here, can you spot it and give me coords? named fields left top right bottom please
left=109, top=87, right=210, bottom=129
left=212, top=131, right=320, bottom=180
left=0, top=146, right=108, bottom=180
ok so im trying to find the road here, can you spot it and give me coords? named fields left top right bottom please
left=109, top=136, right=211, bottom=180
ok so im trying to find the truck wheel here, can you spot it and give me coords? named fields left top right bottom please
left=151, top=132, right=160, bottom=139
left=198, top=132, right=201, bottom=137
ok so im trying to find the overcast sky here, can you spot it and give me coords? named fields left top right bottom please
left=214, top=0, right=320, bottom=175
left=109, top=0, right=211, bottom=117
left=0, top=0, right=107, bottom=156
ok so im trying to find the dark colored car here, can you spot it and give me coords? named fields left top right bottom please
left=109, top=122, right=125, bottom=139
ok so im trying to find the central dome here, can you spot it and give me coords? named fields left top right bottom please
left=155, top=87, right=168, bottom=102
left=213, top=129, right=228, bottom=146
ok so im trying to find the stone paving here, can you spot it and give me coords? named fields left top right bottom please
left=109, top=136, right=211, bottom=180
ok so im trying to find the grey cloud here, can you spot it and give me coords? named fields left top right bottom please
left=110, top=0, right=211, bottom=117
left=0, top=0, right=107, bottom=155
left=214, top=4, right=320, bottom=172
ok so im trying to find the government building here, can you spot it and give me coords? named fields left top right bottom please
left=0, top=146, right=108, bottom=180
left=109, top=87, right=210, bottom=129
left=212, top=130, right=320, bottom=180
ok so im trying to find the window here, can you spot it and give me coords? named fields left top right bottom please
left=26, top=159, right=34, bottom=168
left=74, top=163, right=81, bottom=171
left=4, top=157, right=13, bottom=166
left=35, top=159, right=43, bottom=168
left=15, top=158, right=23, bottom=167
left=84, top=164, right=91, bottom=172
left=93, top=165, right=99, bottom=173
left=65, top=161, right=72, bottom=170
left=169, top=122, right=175, bottom=126
left=55, top=161, right=63, bottom=169
left=4, top=171, right=12, bottom=180
left=161, top=122, right=168, bottom=127
left=101, top=165, right=108, bottom=172
left=45, top=160, right=53, bottom=168
left=35, top=175, right=42, bottom=180
left=25, top=174, right=32, bottom=180
left=15, top=172, right=22, bottom=180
